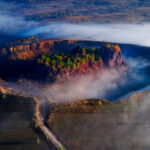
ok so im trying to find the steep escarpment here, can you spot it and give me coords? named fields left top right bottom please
left=101, top=44, right=125, bottom=67
left=0, top=40, right=126, bottom=82
left=2, top=39, right=76, bottom=60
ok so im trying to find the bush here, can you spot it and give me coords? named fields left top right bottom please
left=37, top=46, right=103, bottom=72
left=58, top=147, right=64, bottom=150
left=2, top=94, right=6, bottom=99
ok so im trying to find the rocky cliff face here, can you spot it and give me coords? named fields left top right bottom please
left=5, top=40, right=76, bottom=60
left=56, top=60, right=104, bottom=80
left=100, top=44, right=125, bottom=67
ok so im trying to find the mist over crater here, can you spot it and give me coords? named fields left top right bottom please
left=1, top=1, right=150, bottom=150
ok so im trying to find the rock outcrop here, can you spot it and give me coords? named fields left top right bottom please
left=5, top=40, right=77, bottom=60
left=100, top=44, right=126, bottom=67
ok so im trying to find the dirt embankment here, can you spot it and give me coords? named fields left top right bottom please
left=0, top=84, right=67, bottom=150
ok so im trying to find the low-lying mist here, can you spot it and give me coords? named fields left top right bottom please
left=26, top=23, right=150, bottom=47
left=44, top=62, right=149, bottom=102
left=44, top=68, right=127, bottom=101
left=2, top=55, right=148, bottom=103
left=1, top=5, right=150, bottom=47
left=0, top=14, right=35, bottom=35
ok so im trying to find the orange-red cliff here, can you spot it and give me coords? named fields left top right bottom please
left=6, top=40, right=77, bottom=60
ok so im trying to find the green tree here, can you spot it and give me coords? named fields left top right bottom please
left=58, top=147, right=64, bottom=150
left=73, top=64, right=76, bottom=69
left=41, top=54, right=46, bottom=60
left=82, top=48, right=86, bottom=56
left=90, top=54, right=95, bottom=63
left=45, top=58, right=50, bottom=67
left=36, top=138, right=40, bottom=144
left=37, top=58, right=41, bottom=64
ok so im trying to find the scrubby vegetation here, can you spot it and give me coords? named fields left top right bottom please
left=37, top=46, right=103, bottom=72
left=6, top=36, right=38, bottom=47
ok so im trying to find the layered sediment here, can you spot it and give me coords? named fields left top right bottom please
left=2, top=40, right=78, bottom=60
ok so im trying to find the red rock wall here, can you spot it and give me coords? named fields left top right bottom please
left=8, top=40, right=77, bottom=60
